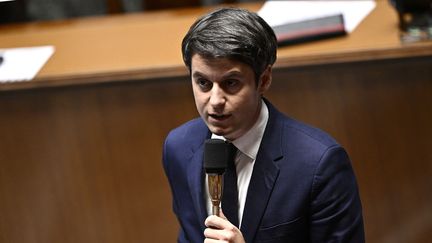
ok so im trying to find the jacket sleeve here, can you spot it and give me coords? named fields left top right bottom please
left=309, top=146, right=365, bottom=243
left=162, top=134, right=193, bottom=243
left=162, top=136, right=187, bottom=243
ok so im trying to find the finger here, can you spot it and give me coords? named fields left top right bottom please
left=219, top=209, right=228, bottom=220
left=204, top=226, right=237, bottom=242
left=205, top=215, right=240, bottom=240
left=218, top=209, right=238, bottom=227
left=204, top=227, right=222, bottom=239
left=205, top=215, right=230, bottom=229
left=204, top=238, right=222, bottom=243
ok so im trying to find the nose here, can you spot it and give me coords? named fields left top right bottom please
left=209, top=84, right=226, bottom=108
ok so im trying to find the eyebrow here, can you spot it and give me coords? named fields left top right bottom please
left=222, top=71, right=243, bottom=79
left=192, top=70, right=243, bottom=80
left=192, top=71, right=207, bottom=80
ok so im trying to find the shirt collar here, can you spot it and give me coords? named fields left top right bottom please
left=212, top=99, right=269, bottom=161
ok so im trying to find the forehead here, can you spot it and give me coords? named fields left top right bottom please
left=190, top=54, right=252, bottom=74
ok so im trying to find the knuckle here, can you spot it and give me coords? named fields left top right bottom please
left=225, top=231, right=235, bottom=240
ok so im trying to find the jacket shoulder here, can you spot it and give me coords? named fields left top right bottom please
left=283, top=116, right=339, bottom=149
left=266, top=102, right=338, bottom=153
left=164, top=117, right=208, bottom=153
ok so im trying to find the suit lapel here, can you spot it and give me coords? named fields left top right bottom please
left=240, top=101, right=284, bottom=243
left=187, top=133, right=209, bottom=232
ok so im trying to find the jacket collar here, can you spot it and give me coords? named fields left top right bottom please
left=186, top=120, right=211, bottom=232
left=240, top=100, right=284, bottom=242
left=186, top=100, right=284, bottom=241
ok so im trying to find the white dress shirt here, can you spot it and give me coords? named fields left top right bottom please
left=205, top=100, right=269, bottom=227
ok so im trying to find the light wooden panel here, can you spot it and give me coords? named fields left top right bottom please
left=0, top=1, right=431, bottom=91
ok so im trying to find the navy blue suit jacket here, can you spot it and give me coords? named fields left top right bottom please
left=163, top=101, right=364, bottom=243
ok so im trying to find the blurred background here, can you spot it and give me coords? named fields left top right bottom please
left=0, top=0, right=431, bottom=243
left=0, top=0, right=259, bottom=23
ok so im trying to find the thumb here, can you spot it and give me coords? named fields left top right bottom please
left=218, top=208, right=228, bottom=220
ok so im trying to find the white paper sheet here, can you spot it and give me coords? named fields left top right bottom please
left=0, top=45, right=55, bottom=83
left=258, top=0, right=376, bottom=33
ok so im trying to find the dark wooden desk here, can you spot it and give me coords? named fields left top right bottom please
left=0, top=1, right=431, bottom=242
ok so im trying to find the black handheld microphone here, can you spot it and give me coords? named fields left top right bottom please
left=204, top=139, right=230, bottom=216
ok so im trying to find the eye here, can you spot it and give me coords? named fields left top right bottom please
left=196, top=78, right=212, bottom=91
left=223, top=79, right=241, bottom=93
left=225, top=79, right=238, bottom=87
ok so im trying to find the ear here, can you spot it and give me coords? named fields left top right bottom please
left=258, top=65, right=272, bottom=94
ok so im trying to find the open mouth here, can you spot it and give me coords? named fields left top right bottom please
left=209, top=114, right=230, bottom=121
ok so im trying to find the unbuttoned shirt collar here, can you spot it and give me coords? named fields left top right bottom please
left=209, top=99, right=269, bottom=225
left=212, top=99, right=269, bottom=162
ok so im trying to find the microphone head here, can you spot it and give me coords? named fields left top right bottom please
left=204, top=139, right=231, bottom=174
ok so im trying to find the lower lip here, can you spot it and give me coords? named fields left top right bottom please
left=209, top=115, right=230, bottom=123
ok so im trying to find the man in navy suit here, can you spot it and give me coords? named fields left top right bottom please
left=162, top=8, right=364, bottom=243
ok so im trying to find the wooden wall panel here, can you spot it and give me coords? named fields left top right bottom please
left=0, top=79, right=197, bottom=243
left=0, top=56, right=431, bottom=242
left=269, top=56, right=432, bottom=243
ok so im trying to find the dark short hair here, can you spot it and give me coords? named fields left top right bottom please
left=181, top=8, right=277, bottom=81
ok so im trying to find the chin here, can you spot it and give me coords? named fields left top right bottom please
left=210, top=130, right=225, bottom=137
left=209, top=127, right=228, bottom=137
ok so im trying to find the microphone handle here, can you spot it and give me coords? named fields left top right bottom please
left=208, top=174, right=223, bottom=216
left=213, top=204, right=220, bottom=216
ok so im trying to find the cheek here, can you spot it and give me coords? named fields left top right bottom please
left=192, top=92, right=206, bottom=112
left=235, top=90, right=260, bottom=109
left=192, top=85, right=201, bottom=101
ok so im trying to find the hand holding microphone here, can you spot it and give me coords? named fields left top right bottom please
left=204, top=139, right=245, bottom=243
left=204, top=139, right=230, bottom=216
